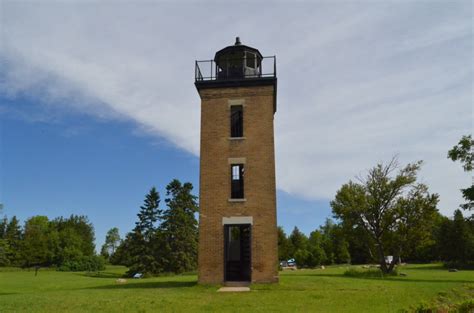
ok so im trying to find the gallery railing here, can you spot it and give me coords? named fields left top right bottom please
left=195, top=56, right=276, bottom=82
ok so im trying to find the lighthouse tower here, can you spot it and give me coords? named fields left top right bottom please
left=195, top=38, right=278, bottom=284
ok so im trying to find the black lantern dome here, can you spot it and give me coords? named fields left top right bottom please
left=213, top=37, right=263, bottom=79
left=194, top=37, right=277, bottom=112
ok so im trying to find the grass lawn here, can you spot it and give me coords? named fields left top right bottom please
left=0, top=264, right=473, bottom=312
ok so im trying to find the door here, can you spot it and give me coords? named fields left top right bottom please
left=224, top=224, right=251, bottom=282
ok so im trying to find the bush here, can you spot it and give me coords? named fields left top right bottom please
left=343, top=267, right=398, bottom=278
left=444, top=261, right=474, bottom=270
left=58, top=256, right=106, bottom=272
left=458, top=300, right=474, bottom=313
left=404, top=285, right=474, bottom=313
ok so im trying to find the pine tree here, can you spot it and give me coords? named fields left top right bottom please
left=289, top=227, right=309, bottom=266
left=160, top=179, right=198, bottom=273
left=5, top=216, right=22, bottom=265
left=289, top=226, right=308, bottom=256
left=277, top=226, right=291, bottom=261
left=0, top=239, right=10, bottom=266
left=0, top=216, right=8, bottom=239
left=127, top=187, right=162, bottom=276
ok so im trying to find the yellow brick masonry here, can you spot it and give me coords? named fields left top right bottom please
left=197, top=85, right=278, bottom=284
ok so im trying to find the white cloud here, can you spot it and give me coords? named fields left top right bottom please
left=0, top=1, right=471, bottom=215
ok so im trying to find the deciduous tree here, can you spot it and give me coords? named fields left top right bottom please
left=448, top=135, right=473, bottom=210
left=101, top=227, right=121, bottom=260
left=331, top=158, right=439, bottom=273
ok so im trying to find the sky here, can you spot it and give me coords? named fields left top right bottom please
left=0, top=1, right=472, bottom=249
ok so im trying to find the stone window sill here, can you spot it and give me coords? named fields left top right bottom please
left=228, top=137, right=246, bottom=141
left=228, top=198, right=247, bottom=202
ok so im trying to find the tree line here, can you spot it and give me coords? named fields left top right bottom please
left=277, top=135, right=474, bottom=273
left=0, top=136, right=472, bottom=275
left=0, top=215, right=103, bottom=271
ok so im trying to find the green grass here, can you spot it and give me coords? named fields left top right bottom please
left=0, top=264, right=473, bottom=312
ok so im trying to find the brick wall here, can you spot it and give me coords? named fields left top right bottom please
left=197, top=85, right=278, bottom=284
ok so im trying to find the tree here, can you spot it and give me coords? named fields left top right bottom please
left=5, top=216, right=22, bottom=265
left=110, top=232, right=133, bottom=266
left=307, top=230, right=327, bottom=267
left=160, top=179, right=199, bottom=273
left=341, top=222, right=374, bottom=264
left=0, top=217, right=6, bottom=265
left=392, top=184, right=439, bottom=262
left=101, top=227, right=121, bottom=260
left=448, top=135, right=474, bottom=210
left=277, top=226, right=291, bottom=261
left=0, top=216, right=8, bottom=239
left=331, top=159, right=439, bottom=273
left=51, top=215, right=96, bottom=266
left=405, top=211, right=445, bottom=262
left=319, top=219, right=350, bottom=265
left=0, top=239, right=10, bottom=266
left=127, top=187, right=162, bottom=276
left=289, top=227, right=308, bottom=266
left=21, top=216, right=53, bottom=267
left=438, top=209, right=474, bottom=267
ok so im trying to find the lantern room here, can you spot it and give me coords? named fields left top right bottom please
left=214, top=37, right=263, bottom=79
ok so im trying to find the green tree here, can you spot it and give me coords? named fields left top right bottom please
left=448, top=135, right=473, bottom=210
left=307, top=230, right=327, bottom=267
left=405, top=211, right=446, bottom=262
left=277, top=226, right=291, bottom=261
left=319, top=219, right=350, bottom=265
left=0, top=239, right=10, bottom=266
left=331, top=159, right=439, bottom=273
left=160, top=179, right=199, bottom=273
left=21, top=216, right=53, bottom=267
left=5, top=216, right=22, bottom=265
left=438, top=210, right=474, bottom=266
left=289, top=227, right=307, bottom=254
left=128, top=187, right=162, bottom=276
left=289, top=227, right=308, bottom=266
left=51, top=215, right=96, bottom=266
left=101, top=227, right=121, bottom=260
left=110, top=232, right=133, bottom=266
left=392, top=184, right=439, bottom=263
left=0, top=216, right=8, bottom=239
left=341, top=223, right=374, bottom=264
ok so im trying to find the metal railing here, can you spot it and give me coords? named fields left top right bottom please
left=195, top=56, right=276, bottom=82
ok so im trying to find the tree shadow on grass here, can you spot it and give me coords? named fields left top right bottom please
left=76, top=271, right=124, bottom=279
left=403, top=265, right=444, bottom=271
left=289, top=273, right=474, bottom=284
left=88, top=280, right=197, bottom=290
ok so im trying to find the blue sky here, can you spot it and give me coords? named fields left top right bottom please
left=0, top=1, right=471, bottom=249
left=1, top=96, right=331, bottom=248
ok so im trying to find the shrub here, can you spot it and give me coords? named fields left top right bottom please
left=444, top=261, right=474, bottom=270
left=58, top=256, right=106, bottom=272
left=405, top=285, right=474, bottom=313
left=343, top=267, right=398, bottom=278
left=458, top=299, right=474, bottom=313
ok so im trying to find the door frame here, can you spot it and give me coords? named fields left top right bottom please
left=223, top=223, right=252, bottom=282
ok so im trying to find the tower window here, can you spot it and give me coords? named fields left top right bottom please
left=231, top=105, right=243, bottom=138
left=231, top=164, right=244, bottom=199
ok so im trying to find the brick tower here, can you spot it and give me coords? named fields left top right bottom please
left=195, top=38, right=278, bottom=284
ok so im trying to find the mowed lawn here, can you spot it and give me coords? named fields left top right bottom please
left=0, top=264, right=473, bottom=313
